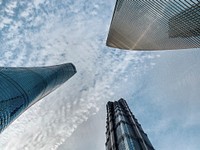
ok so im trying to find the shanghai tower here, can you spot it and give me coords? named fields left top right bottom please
left=0, top=63, right=76, bottom=133
left=105, top=98, right=154, bottom=150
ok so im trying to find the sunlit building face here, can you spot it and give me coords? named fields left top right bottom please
left=107, top=0, right=200, bottom=50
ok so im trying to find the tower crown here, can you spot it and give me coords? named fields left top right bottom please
left=0, top=63, right=76, bottom=132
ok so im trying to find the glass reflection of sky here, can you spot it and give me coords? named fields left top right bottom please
left=0, top=63, right=76, bottom=132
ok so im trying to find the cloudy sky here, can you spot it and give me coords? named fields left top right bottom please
left=0, top=0, right=200, bottom=150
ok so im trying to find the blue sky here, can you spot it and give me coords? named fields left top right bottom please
left=0, top=0, right=200, bottom=150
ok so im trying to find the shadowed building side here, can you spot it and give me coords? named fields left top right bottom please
left=169, top=2, right=200, bottom=38
left=105, top=98, right=154, bottom=150
left=0, top=63, right=76, bottom=132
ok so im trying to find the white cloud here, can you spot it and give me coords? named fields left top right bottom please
left=1, top=1, right=199, bottom=150
left=0, top=0, right=158, bottom=150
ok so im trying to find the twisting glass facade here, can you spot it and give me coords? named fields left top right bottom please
left=0, top=63, right=76, bottom=133
left=107, top=0, right=200, bottom=50
left=106, top=98, right=154, bottom=150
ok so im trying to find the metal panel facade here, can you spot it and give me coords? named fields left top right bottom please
left=0, top=63, right=76, bottom=132
left=105, top=98, right=154, bottom=150
left=107, top=0, right=200, bottom=50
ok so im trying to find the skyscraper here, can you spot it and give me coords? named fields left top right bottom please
left=0, top=63, right=76, bottom=133
left=105, top=98, right=154, bottom=150
left=169, top=2, right=200, bottom=38
left=107, top=0, right=200, bottom=50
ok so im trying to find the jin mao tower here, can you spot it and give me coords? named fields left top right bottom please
left=105, top=98, right=154, bottom=150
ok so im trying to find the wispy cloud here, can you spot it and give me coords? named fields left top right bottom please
left=0, top=0, right=157, bottom=150
left=2, top=1, right=198, bottom=150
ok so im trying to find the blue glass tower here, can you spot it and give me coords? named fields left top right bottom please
left=106, top=98, right=154, bottom=150
left=0, top=63, right=76, bottom=132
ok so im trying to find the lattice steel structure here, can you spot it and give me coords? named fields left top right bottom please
left=107, top=0, right=200, bottom=50
left=106, top=98, right=154, bottom=150
left=0, top=63, right=76, bottom=132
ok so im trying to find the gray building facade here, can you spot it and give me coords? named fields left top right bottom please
left=0, top=63, right=76, bottom=133
left=107, top=0, right=200, bottom=50
left=169, top=2, right=200, bottom=38
left=105, top=98, right=154, bottom=150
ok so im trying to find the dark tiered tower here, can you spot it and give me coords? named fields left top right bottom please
left=0, top=63, right=76, bottom=132
left=105, top=98, right=154, bottom=150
